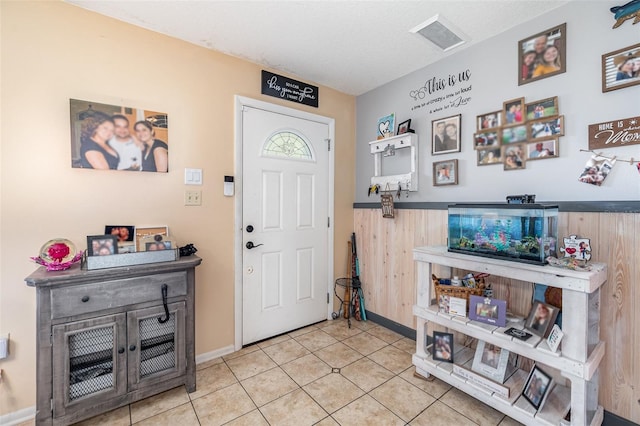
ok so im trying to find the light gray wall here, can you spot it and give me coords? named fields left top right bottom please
left=355, top=1, right=639, bottom=203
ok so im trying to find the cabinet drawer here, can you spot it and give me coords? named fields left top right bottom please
left=50, top=272, right=187, bottom=319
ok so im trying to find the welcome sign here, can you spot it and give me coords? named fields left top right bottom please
left=261, top=70, right=318, bottom=108
left=588, top=116, right=640, bottom=149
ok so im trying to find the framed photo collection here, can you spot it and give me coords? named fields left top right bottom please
left=86, top=225, right=171, bottom=255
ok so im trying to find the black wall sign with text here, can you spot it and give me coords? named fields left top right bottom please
left=261, top=70, right=319, bottom=108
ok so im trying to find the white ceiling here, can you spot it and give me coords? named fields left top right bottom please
left=65, top=0, right=570, bottom=96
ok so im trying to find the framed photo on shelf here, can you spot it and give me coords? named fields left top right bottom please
left=135, top=226, right=169, bottom=252
left=432, top=331, right=454, bottom=363
left=87, top=235, right=118, bottom=257
left=502, top=144, right=526, bottom=171
left=139, top=234, right=173, bottom=252
left=525, top=300, right=559, bottom=338
left=518, top=23, right=566, bottom=86
left=477, top=111, right=502, bottom=131
left=529, top=116, right=564, bottom=140
left=397, top=119, right=412, bottom=134
left=432, top=114, right=461, bottom=155
left=105, top=225, right=136, bottom=253
left=471, top=341, right=512, bottom=383
left=602, top=42, right=640, bottom=93
left=527, top=139, right=558, bottom=160
left=377, top=113, right=395, bottom=139
left=433, top=159, right=458, bottom=186
left=477, top=147, right=503, bottom=166
left=474, top=130, right=500, bottom=150
left=522, top=365, right=553, bottom=411
left=501, top=125, right=527, bottom=144
left=469, top=295, right=507, bottom=327
left=502, top=98, right=525, bottom=125
left=525, top=96, right=558, bottom=121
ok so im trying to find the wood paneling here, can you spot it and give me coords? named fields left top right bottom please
left=354, top=208, right=639, bottom=423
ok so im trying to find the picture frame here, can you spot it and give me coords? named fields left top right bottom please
left=472, top=341, right=512, bottom=383
left=526, top=139, right=558, bottom=161
left=469, top=295, right=507, bottom=327
left=518, top=23, right=566, bottom=86
left=377, top=113, right=395, bottom=139
left=477, top=147, right=503, bottom=166
left=578, top=154, right=615, bottom=187
left=135, top=226, right=169, bottom=252
left=397, top=119, right=413, bottom=134
left=431, top=114, right=461, bottom=155
left=529, top=116, right=564, bottom=140
left=501, top=124, right=527, bottom=144
left=87, top=235, right=118, bottom=257
left=433, top=159, right=458, bottom=186
left=70, top=99, right=169, bottom=172
left=139, top=234, right=173, bottom=252
left=502, top=143, right=526, bottom=171
left=602, top=42, right=640, bottom=93
left=432, top=331, right=454, bottom=363
left=525, top=96, right=559, bottom=121
left=502, top=98, right=525, bottom=125
left=105, top=225, right=135, bottom=243
left=476, top=111, right=502, bottom=131
left=525, top=300, right=559, bottom=338
left=522, top=365, right=553, bottom=410
left=560, top=235, right=592, bottom=262
left=474, top=130, right=500, bottom=150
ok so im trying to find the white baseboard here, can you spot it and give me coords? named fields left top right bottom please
left=0, top=405, right=35, bottom=425
left=195, top=345, right=235, bottom=365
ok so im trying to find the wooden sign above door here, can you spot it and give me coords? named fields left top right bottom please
left=588, top=115, right=640, bottom=149
left=261, top=70, right=319, bottom=108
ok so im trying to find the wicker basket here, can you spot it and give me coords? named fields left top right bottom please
left=433, top=274, right=485, bottom=309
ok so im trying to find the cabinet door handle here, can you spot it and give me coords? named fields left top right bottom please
left=129, top=344, right=136, bottom=351
left=158, top=283, right=170, bottom=324
left=81, top=296, right=90, bottom=303
left=118, top=347, right=125, bottom=354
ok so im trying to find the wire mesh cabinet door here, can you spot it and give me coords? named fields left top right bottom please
left=126, top=302, right=186, bottom=391
left=52, top=313, right=127, bottom=418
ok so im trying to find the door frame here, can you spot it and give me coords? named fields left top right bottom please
left=234, top=96, right=335, bottom=350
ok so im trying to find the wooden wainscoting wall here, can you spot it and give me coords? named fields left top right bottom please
left=353, top=208, right=640, bottom=423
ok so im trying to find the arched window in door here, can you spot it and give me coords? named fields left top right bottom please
left=262, top=131, right=314, bottom=161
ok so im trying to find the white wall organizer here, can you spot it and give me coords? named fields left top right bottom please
left=369, top=132, right=418, bottom=192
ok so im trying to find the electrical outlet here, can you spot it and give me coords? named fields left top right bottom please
left=184, top=190, right=202, bottom=206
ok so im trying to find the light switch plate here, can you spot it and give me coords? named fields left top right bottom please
left=184, top=168, right=203, bottom=185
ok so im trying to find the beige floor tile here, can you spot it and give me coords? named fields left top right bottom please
left=321, top=322, right=364, bottom=341
left=73, top=405, right=130, bottom=426
left=295, top=329, right=339, bottom=352
left=398, top=366, right=452, bottom=399
left=288, top=323, right=320, bottom=338
left=193, top=383, right=256, bottom=425
left=314, top=416, right=339, bottom=425
left=260, top=388, right=327, bottom=426
left=256, top=333, right=292, bottom=349
left=130, top=386, right=189, bottom=424
left=369, top=376, right=436, bottom=422
left=197, top=356, right=224, bottom=371
left=410, top=400, right=476, bottom=426
left=281, top=353, right=332, bottom=386
left=224, top=409, right=269, bottom=426
left=392, top=336, right=417, bottom=354
left=499, top=415, right=525, bottom=425
left=223, top=344, right=260, bottom=361
left=189, top=362, right=238, bottom=400
left=15, top=420, right=35, bottom=426
left=262, top=338, right=310, bottom=365
left=367, top=345, right=413, bottom=374
left=303, top=373, right=364, bottom=414
left=225, top=349, right=277, bottom=381
left=340, top=357, right=394, bottom=392
left=351, top=319, right=377, bottom=331
left=133, top=402, right=198, bottom=426
left=332, top=395, right=404, bottom=426
left=342, top=332, right=388, bottom=355
left=367, top=325, right=404, bottom=344
left=314, top=342, right=363, bottom=369
left=440, top=388, right=504, bottom=426
left=241, top=367, right=299, bottom=407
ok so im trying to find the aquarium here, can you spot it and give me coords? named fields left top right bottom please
left=447, top=203, right=558, bottom=265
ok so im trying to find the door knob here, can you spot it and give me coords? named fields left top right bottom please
left=246, top=225, right=254, bottom=233
left=246, top=241, right=264, bottom=249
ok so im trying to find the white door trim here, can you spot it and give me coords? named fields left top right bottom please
left=234, top=96, right=335, bottom=350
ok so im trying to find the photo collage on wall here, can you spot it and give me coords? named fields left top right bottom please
left=474, top=96, right=563, bottom=171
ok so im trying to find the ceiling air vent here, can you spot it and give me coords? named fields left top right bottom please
left=410, top=14, right=467, bottom=52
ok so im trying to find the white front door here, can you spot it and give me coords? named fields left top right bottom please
left=241, top=103, right=331, bottom=345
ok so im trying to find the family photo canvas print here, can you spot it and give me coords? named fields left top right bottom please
left=70, top=99, right=169, bottom=173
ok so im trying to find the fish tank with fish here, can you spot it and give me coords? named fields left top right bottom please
left=447, top=204, right=558, bottom=265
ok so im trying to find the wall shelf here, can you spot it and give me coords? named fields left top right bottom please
left=369, top=132, right=418, bottom=192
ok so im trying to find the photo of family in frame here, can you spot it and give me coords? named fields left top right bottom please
left=432, top=114, right=461, bottom=155
left=519, top=23, right=566, bottom=85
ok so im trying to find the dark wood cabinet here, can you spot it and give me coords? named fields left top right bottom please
left=25, top=256, right=201, bottom=425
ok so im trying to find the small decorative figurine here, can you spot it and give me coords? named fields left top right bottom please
left=31, top=239, right=83, bottom=271
left=610, top=0, right=640, bottom=28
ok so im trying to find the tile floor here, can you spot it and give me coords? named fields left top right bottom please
left=24, top=319, right=524, bottom=426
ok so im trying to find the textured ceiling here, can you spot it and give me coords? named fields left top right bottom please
left=65, top=1, right=570, bottom=96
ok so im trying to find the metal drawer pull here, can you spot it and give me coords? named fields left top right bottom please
left=129, top=344, right=136, bottom=351
left=158, top=284, right=170, bottom=324
left=118, top=347, right=125, bottom=354
left=81, top=296, right=90, bottom=303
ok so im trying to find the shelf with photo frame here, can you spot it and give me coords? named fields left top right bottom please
left=412, top=245, right=607, bottom=426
